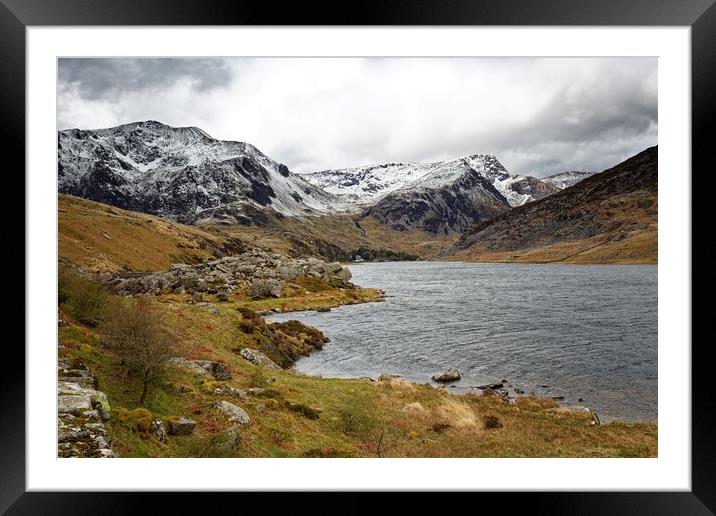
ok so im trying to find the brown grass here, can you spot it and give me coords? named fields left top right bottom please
left=58, top=194, right=241, bottom=272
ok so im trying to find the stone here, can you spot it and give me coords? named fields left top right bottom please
left=210, top=426, right=242, bottom=455
left=315, top=307, right=331, bottom=313
left=213, top=400, right=251, bottom=425
left=431, top=368, right=462, bottom=383
left=167, top=358, right=232, bottom=380
left=56, top=355, right=114, bottom=458
left=476, top=383, right=504, bottom=390
left=238, top=348, right=281, bottom=370
left=249, top=278, right=284, bottom=299
left=192, top=291, right=203, bottom=302
left=196, top=302, right=220, bottom=315
left=151, top=418, right=166, bottom=440
left=58, top=395, right=92, bottom=414
left=334, top=267, right=352, bottom=281
left=167, top=417, right=196, bottom=436
left=215, top=385, right=248, bottom=401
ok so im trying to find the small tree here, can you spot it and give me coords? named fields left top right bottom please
left=98, top=296, right=175, bottom=404
left=58, top=267, right=109, bottom=326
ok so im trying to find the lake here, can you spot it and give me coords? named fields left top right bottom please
left=270, top=261, right=657, bottom=422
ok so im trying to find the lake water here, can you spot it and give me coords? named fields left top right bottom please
left=271, top=262, right=657, bottom=422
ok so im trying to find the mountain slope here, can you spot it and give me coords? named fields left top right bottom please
left=58, top=194, right=246, bottom=273
left=303, top=154, right=559, bottom=209
left=58, top=121, right=339, bottom=224
left=542, top=170, right=597, bottom=189
left=305, top=154, right=560, bottom=234
left=445, top=146, right=658, bottom=263
left=363, top=157, right=512, bottom=234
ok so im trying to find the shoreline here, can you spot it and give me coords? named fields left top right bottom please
left=269, top=275, right=656, bottom=426
left=285, top=366, right=655, bottom=425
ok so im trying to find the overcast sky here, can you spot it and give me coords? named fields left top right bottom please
left=58, top=57, right=657, bottom=177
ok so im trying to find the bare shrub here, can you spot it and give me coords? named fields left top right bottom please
left=483, top=415, right=503, bottom=429
left=58, top=267, right=109, bottom=326
left=336, top=399, right=378, bottom=437
left=98, top=296, right=175, bottom=404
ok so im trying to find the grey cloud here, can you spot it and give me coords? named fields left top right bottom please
left=57, top=57, right=657, bottom=178
left=58, top=58, right=232, bottom=100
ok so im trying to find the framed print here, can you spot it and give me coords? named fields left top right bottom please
left=5, top=0, right=710, bottom=512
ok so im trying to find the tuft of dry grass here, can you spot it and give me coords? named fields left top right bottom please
left=402, top=402, right=427, bottom=417
left=434, top=396, right=479, bottom=431
left=378, top=376, right=416, bottom=397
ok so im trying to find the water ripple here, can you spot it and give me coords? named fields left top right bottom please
left=272, top=262, right=657, bottom=421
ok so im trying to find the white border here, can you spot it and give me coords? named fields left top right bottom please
left=27, top=27, right=691, bottom=491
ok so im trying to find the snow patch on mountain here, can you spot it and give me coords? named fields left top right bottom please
left=303, top=154, right=555, bottom=208
left=542, top=171, right=597, bottom=190
left=58, top=121, right=340, bottom=223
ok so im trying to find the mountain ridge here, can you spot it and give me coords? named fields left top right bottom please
left=58, top=120, right=339, bottom=224
left=445, top=146, right=658, bottom=263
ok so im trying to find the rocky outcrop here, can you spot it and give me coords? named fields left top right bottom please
left=211, top=384, right=249, bottom=401
left=167, top=417, right=196, bottom=436
left=98, top=249, right=352, bottom=297
left=167, top=358, right=232, bottom=380
left=238, top=348, right=281, bottom=370
left=58, top=356, right=114, bottom=458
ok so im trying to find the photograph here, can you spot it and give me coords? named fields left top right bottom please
left=56, top=56, right=659, bottom=459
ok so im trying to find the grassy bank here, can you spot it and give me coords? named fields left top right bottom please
left=59, top=290, right=657, bottom=458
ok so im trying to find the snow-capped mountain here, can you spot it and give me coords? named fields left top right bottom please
left=302, top=154, right=558, bottom=209
left=363, top=157, right=513, bottom=234
left=542, top=171, right=597, bottom=190
left=58, top=121, right=563, bottom=234
left=58, top=121, right=338, bottom=224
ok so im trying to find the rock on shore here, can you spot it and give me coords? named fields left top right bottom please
left=431, top=368, right=462, bottom=383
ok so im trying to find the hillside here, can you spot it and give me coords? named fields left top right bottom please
left=445, top=146, right=658, bottom=264
left=59, top=194, right=456, bottom=272
left=58, top=194, right=246, bottom=272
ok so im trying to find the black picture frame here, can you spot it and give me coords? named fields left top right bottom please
left=4, top=0, right=709, bottom=513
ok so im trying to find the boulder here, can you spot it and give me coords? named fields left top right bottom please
left=167, top=416, right=196, bottom=436
left=213, top=400, right=250, bottom=425
left=196, top=302, right=220, bottom=315
left=431, top=368, right=462, bottom=383
left=58, top=395, right=93, bottom=414
left=167, top=358, right=232, bottom=380
left=334, top=267, right=352, bottom=281
left=476, top=383, right=504, bottom=390
left=210, top=425, right=242, bottom=455
left=238, top=348, right=281, bottom=370
left=151, top=418, right=166, bottom=440
left=213, top=384, right=249, bottom=402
